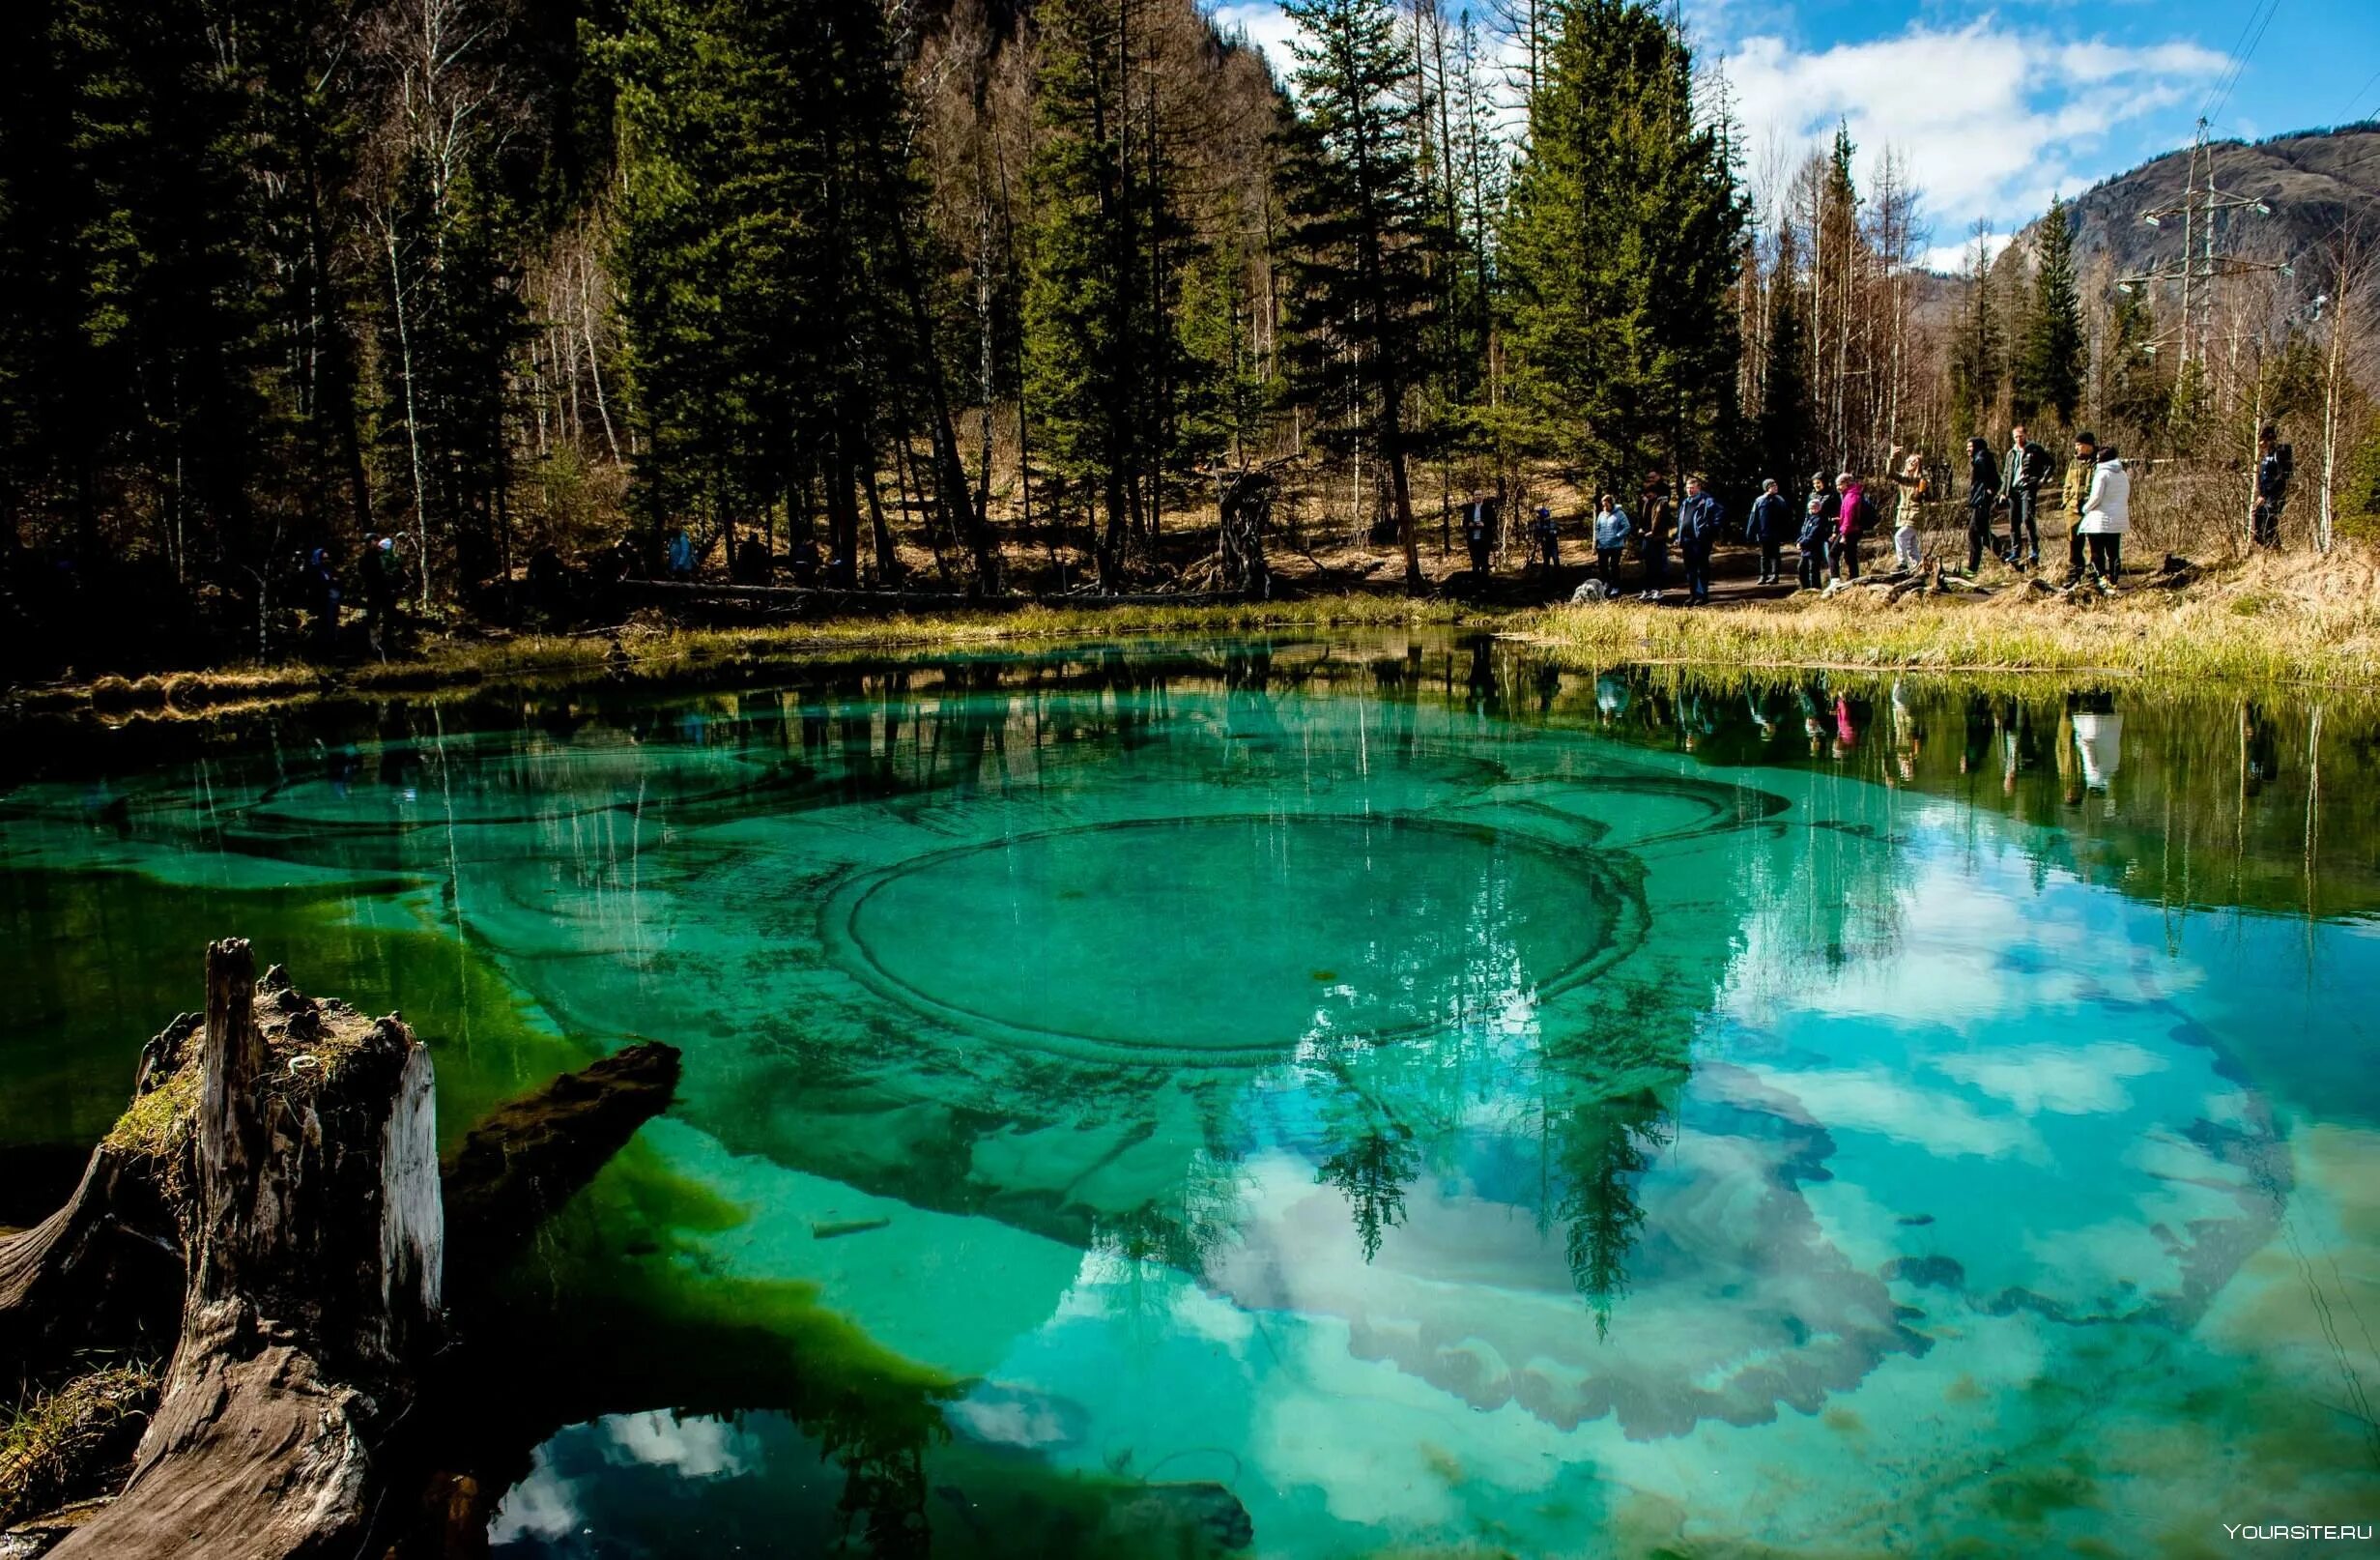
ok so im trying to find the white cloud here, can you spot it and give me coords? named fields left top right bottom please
left=1210, top=2, right=1303, bottom=82
left=1918, top=230, right=2013, bottom=277
left=1720, top=20, right=2227, bottom=232
left=603, top=1411, right=753, bottom=1479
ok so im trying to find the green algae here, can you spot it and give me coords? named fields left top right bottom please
left=0, top=866, right=596, bottom=1151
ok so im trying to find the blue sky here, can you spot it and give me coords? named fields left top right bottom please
left=1214, top=0, right=2380, bottom=270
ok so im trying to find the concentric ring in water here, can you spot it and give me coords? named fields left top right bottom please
left=822, top=813, right=1639, bottom=1065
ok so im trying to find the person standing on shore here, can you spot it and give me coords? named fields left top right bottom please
left=2002, top=423, right=2050, bottom=569
left=1637, top=474, right=1674, bottom=599
left=2253, top=425, right=2290, bottom=548
left=1831, top=470, right=1865, bottom=581
left=2079, top=443, right=2130, bottom=591
left=2058, top=430, right=2097, bottom=583
left=1798, top=474, right=1836, bottom=590
left=1964, top=437, right=2001, bottom=574
left=1889, top=449, right=1928, bottom=571
left=1593, top=494, right=1631, bottom=584
left=1745, top=477, right=1789, bottom=585
left=1677, top=475, right=1723, bottom=605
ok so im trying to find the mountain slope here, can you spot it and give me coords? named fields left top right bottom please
left=2056, top=124, right=2380, bottom=276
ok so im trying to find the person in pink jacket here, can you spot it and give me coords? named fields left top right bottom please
left=1831, top=469, right=1866, bottom=580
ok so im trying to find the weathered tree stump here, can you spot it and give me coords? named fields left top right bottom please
left=4, top=949, right=1247, bottom=1557
left=53, top=939, right=441, bottom=1560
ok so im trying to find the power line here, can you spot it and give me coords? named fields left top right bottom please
left=2197, top=0, right=2283, bottom=130
left=2342, top=64, right=2380, bottom=124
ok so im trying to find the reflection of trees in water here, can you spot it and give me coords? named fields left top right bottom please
left=1320, top=1123, right=1418, bottom=1264
left=1555, top=1086, right=1671, bottom=1338
left=1510, top=653, right=2379, bottom=920
left=1317, top=1093, right=1419, bottom=1263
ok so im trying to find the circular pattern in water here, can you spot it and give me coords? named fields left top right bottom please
left=824, top=814, right=1639, bottom=1065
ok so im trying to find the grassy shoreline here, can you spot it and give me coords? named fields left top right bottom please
left=11, top=546, right=2377, bottom=722
left=1510, top=548, right=2380, bottom=693
left=15, top=596, right=1477, bottom=719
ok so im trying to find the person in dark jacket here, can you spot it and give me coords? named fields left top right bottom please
left=2001, top=424, right=2050, bottom=568
left=1677, top=475, right=1724, bottom=604
left=1531, top=505, right=1560, bottom=567
left=1797, top=474, right=1836, bottom=590
left=1463, top=497, right=1493, bottom=573
left=1745, top=477, right=1790, bottom=584
left=1964, top=436, right=2000, bottom=574
left=304, top=546, right=340, bottom=654
left=1637, top=475, right=1674, bottom=598
left=2253, top=424, right=2290, bottom=547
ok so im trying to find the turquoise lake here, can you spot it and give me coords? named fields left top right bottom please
left=2, top=630, right=2375, bottom=1556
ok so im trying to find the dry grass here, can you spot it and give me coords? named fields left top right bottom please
left=1510, top=545, right=2380, bottom=689
left=0, top=1365, right=158, bottom=1529
left=20, top=595, right=1474, bottom=719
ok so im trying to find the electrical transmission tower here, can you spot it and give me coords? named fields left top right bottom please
left=2117, top=117, right=2290, bottom=367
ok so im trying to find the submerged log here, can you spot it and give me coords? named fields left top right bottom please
left=6, top=950, right=1247, bottom=1557
left=440, top=1042, right=683, bottom=1292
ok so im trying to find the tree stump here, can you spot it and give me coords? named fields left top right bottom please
left=1218, top=471, right=1273, bottom=600
left=53, top=939, right=441, bottom=1560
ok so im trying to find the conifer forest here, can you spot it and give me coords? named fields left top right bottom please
left=0, top=0, right=2371, bottom=671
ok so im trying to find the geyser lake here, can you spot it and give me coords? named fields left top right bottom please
left=3, top=630, right=2375, bottom=1556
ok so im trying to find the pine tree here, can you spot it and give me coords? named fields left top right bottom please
left=1279, top=0, right=1447, bottom=589
left=2100, top=285, right=2166, bottom=450
left=2013, top=196, right=2083, bottom=429
left=608, top=0, right=919, bottom=587
left=1501, top=0, right=1744, bottom=498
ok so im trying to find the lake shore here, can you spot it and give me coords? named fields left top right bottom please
left=1508, top=545, right=2380, bottom=691
left=9, top=542, right=2376, bottom=723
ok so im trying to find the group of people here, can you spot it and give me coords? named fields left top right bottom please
left=1532, top=413, right=2249, bottom=603
left=1580, top=466, right=1898, bottom=602
left=1962, top=422, right=2138, bottom=590
left=299, top=533, right=409, bottom=653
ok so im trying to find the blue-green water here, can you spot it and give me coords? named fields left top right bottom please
left=3, top=633, right=2376, bottom=1556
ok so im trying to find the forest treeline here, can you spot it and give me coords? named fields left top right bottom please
left=0, top=0, right=2372, bottom=671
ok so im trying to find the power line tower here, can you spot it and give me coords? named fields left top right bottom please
left=2117, top=117, right=2290, bottom=367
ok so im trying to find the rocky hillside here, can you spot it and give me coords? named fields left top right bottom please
left=2054, top=124, right=2380, bottom=276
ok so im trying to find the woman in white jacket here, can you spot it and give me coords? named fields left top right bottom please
left=2079, top=446, right=2131, bottom=588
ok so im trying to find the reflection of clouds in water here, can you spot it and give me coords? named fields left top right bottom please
left=1721, top=822, right=2208, bottom=1034
left=1714, top=1062, right=2049, bottom=1163
left=1935, top=1041, right=2166, bottom=1115
left=488, top=1444, right=580, bottom=1544
left=490, top=1413, right=757, bottom=1547
left=603, top=1409, right=755, bottom=1478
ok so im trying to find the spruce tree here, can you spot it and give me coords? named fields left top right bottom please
left=1018, top=0, right=1169, bottom=591
left=1279, top=0, right=1447, bottom=589
left=2013, top=196, right=2083, bottom=428
left=1501, top=0, right=1744, bottom=498
left=608, top=0, right=917, bottom=587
